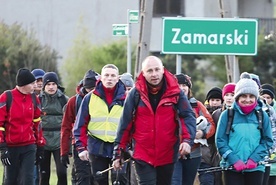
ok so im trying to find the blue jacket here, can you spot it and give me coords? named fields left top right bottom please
left=73, top=80, right=126, bottom=158
left=215, top=100, right=273, bottom=172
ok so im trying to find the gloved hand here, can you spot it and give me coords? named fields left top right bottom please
left=233, top=160, right=246, bottom=171
left=246, top=159, right=258, bottom=169
left=61, top=154, right=70, bottom=168
left=35, top=146, right=44, bottom=165
left=78, top=150, right=89, bottom=161
left=0, top=143, right=11, bottom=166
left=112, top=145, right=123, bottom=161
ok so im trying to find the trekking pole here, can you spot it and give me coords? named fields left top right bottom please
left=198, top=159, right=276, bottom=174
left=96, top=158, right=131, bottom=176
left=198, top=166, right=233, bottom=174
left=113, top=170, right=120, bottom=185
left=197, top=166, right=223, bottom=172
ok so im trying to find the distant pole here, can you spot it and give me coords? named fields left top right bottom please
left=175, top=16, right=182, bottom=74
left=176, top=55, right=182, bottom=74
left=134, top=0, right=154, bottom=78
left=127, top=9, right=132, bottom=74
left=219, top=0, right=240, bottom=83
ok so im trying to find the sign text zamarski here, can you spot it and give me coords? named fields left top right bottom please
left=162, top=18, right=258, bottom=55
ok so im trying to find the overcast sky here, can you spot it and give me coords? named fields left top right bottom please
left=0, top=1, right=111, bottom=63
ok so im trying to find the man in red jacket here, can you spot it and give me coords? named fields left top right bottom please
left=112, top=56, right=196, bottom=185
left=60, top=69, right=99, bottom=185
left=0, top=68, right=45, bottom=185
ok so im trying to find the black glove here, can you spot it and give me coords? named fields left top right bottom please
left=112, top=145, right=123, bottom=161
left=35, top=146, right=44, bottom=165
left=0, top=143, right=11, bottom=166
left=61, top=154, right=70, bottom=168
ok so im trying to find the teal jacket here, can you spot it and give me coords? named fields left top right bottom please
left=215, top=100, right=273, bottom=172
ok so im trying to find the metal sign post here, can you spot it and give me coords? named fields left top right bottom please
left=112, top=10, right=139, bottom=75
left=127, top=10, right=139, bottom=74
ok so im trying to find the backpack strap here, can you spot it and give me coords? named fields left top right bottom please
left=75, top=94, right=83, bottom=116
left=58, top=94, right=68, bottom=108
left=130, top=89, right=140, bottom=134
left=5, top=91, right=38, bottom=112
left=226, top=108, right=234, bottom=135
left=132, top=89, right=140, bottom=117
left=226, top=108, right=263, bottom=137
left=5, top=90, right=12, bottom=112
left=31, top=93, right=38, bottom=110
left=173, top=104, right=181, bottom=136
left=173, top=95, right=182, bottom=139
left=255, top=109, right=263, bottom=138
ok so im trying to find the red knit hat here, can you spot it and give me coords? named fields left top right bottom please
left=222, top=83, right=236, bottom=98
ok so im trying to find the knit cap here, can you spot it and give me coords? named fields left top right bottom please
left=120, top=73, right=134, bottom=87
left=222, top=83, right=236, bottom=98
left=16, top=68, right=36, bottom=87
left=260, top=83, right=275, bottom=99
left=240, top=72, right=251, bottom=79
left=175, top=74, right=192, bottom=88
left=83, top=70, right=100, bottom=89
left=234, top=78, right=259, bottom=100
left=31, top=69, right=45, bottom=80
left=250, top=73, right=261, bottom=89
left=206, top=87, right=223, bottom=102
left=43, top=72, right=59, bottom=88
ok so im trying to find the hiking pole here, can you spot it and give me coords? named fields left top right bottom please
left=198, top=159, right=276, bottom=174
left=198, top=166, right=233, bottom=174
left=259, top=159, right=276, bottom=165
left=113, top=169, right=120, bottom=185
left=96, top=158, right=131, bottom=176
left=197, top=166, right=223, bottom=172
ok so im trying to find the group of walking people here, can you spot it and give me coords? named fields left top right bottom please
left=0, top=55, right=275, bottom=185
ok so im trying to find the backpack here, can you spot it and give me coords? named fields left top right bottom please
left=226, top=108, right=263, bottom=137
left=5, top=90, right=38, bottom=112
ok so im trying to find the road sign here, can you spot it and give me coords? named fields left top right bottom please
left=162, top=17, right=258, bottom=55
left=128, top=10, right=139, bottom=23
left=112, top=24, right=128, bottom=36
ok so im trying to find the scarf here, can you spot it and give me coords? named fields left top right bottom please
left=238, top=101, right=257, bottom=115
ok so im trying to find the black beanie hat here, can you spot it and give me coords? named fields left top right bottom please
left=206, top=87, right=223, bottom=102
left=16, top=68, right=36, bottom=87
left=43, top=72, right=59, bottom=88
left=261, top=83, right=275, bottom=99
left=83, top=70, right=99, bottom=89
left=175, top=74, right=192, bottom=89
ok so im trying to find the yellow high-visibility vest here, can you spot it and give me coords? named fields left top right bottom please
left=87, top=94, right=123, bottom=142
